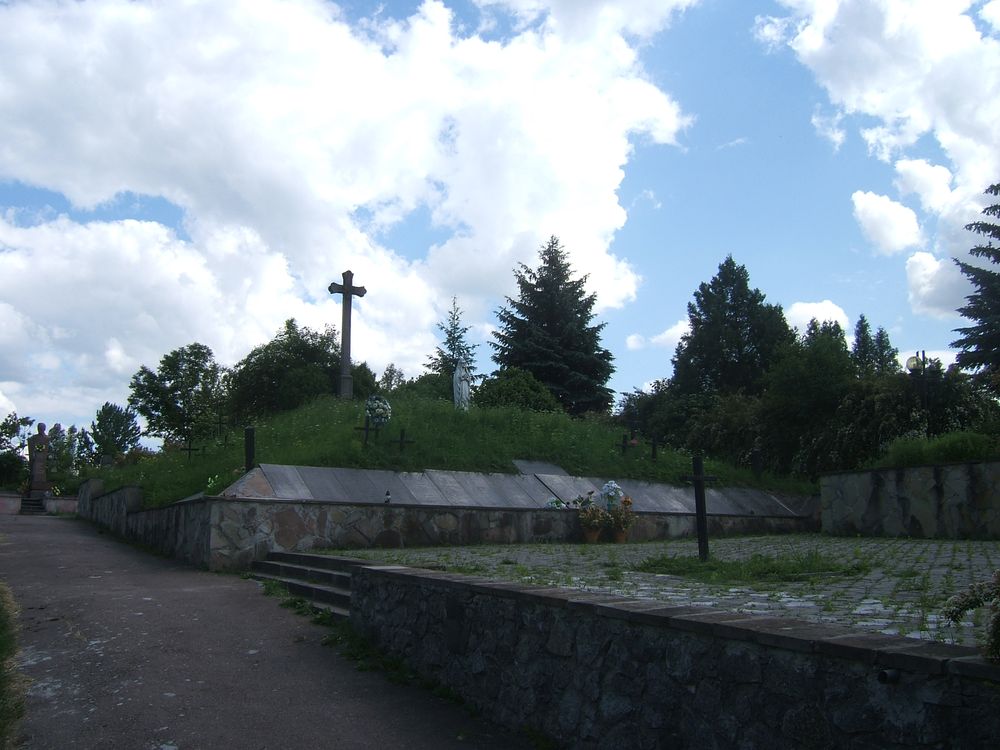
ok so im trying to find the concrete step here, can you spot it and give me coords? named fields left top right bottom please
left=19, top=499, right=45, bottom=515
left=252, top=560, right=352, bottom=590
left=267, top=551, right=370, bottom=573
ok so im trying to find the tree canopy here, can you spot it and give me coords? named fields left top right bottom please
left=952, top=182, right=1000, bottom=389
left=426, top=297, right=479, bottom=380
left=491, top=236, right=614, bottom=414
left=90, top=402, right=142, bottom=459
left=671, top=255, right=793, bottom=397
left=128, top=342, right=226, bottom=445
left=228, top=319, right=341, bottom=420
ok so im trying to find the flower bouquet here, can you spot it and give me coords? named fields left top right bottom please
left=365, top=394, right=392, bottom=428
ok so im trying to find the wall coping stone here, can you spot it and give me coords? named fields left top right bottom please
left=820, top=458, right=998, bottom=477
left=355, top=561, right=1000, bottom=683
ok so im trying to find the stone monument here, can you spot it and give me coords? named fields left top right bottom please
left=453, top=360, right=471, bottom=411
left=26, top=422, right=51, bottom=498
left=328, top=269, right=367, bottom=399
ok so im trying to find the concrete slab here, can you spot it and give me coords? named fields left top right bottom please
left=261, top=464, right=313, bottom=500
left=512, top=459, right=568, bottom=476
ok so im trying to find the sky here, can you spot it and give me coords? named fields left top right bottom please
left=1, top=0, right=999, bottom=434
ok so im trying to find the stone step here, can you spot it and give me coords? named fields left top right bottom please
left=19, top=498, right=45, bottom=515
left=251, top=571, right=351, bottom=618
left=267, top=551, right=370, bottom=573
left=252, top=560, right=352, bottom=589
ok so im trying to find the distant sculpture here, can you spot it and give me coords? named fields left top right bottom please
left=27, top=423, right=50, bottom=497
left=453, top=360, right=472, bottom=411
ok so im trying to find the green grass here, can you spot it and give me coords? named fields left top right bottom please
left=0, top=582, right=24, bottom=750
left=82, top=394, right=816, bottom=507
left=635, top=549, right=870, bottom=585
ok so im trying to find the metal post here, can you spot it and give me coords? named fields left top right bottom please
left=244, top=426, right=256, bottom=473
left=693, top=455, right=709, bottom=562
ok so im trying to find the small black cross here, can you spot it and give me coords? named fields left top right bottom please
left=395, top=428, right=415, bottom=452
left=355, top=415, right=380, bottom=446
left=181, top=441, right=202, bottom=462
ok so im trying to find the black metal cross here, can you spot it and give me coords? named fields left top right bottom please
left=328, top=269, right=367, bottom=399
left=181, top=441, right=202, bottom=462
left=395, top=428, right=415, bottom=452
left=680, top=455, right=716, bottom=562
left=354, top=415, right=379, bottom=446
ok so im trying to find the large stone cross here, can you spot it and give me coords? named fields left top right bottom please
left=328, top=269, right=367, bottom=399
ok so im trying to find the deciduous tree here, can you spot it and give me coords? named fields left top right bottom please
left=90, top=402, right=142, bottom=459
left=129, top=342, right=226, bottom=445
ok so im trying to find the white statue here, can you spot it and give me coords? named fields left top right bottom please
left=453, top=360, right=471, bottom=411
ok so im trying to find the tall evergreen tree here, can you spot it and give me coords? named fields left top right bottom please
left=491, top=236, right=614, bottom=414
left=852, top=314, right=899, bottom=376
left=872, top=327, right=900, bottom=375
left=671, top=256, right=793, bottom=397
left=952, top=182, right=1000, bottom=387
left=426, top=297, right=479, bottom=379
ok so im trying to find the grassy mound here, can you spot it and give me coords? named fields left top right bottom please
left=83, top=395, right=816, bottom=507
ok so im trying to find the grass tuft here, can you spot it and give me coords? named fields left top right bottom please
left=636, top=549, right=870, bottom=585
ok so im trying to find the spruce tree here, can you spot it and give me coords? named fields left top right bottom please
left=491, top=236, right=614, bottom=414
left=852, top=314, right=899, bottom=376
left=426, top=297, right=479, bottom=379
left=952, top=182, right=1000, bottom=386
left=671, top=256, right=793, bottom=397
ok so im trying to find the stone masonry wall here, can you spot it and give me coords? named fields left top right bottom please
left=77, top=479, right=812, bottom=571
left=350, top=565, right=1000, bottom=749
left=821, top=461, right=1000, bottom=538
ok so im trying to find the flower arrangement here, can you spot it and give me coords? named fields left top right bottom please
left=578, top=504, right=609, bottom=529
left=365, top=394, right=392, bottom=428
left=600, top=480, right=625, bottom=510
left=606, top=495, right=635, bottom=531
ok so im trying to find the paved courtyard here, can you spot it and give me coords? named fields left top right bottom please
left=332, top=534, right=1000, bottom=647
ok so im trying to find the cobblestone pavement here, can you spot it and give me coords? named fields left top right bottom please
left=332, top=534, right=1000, bottom=647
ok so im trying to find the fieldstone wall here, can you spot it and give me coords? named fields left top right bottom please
left=77, top=479, right=213, bottom=566
left=351, top=565, right=1000, bottom=749
left=821, top=462, right=1000, bottom=538
left=77, top=480, right=813, bottom=571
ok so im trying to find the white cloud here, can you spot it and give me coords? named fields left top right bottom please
left=811, top=107, right=845, bottom=150
left=0, top=0, right=690, bottom=427
left=767, top=0, right=1000, bottom=315
left=905, top=251, right=967, bottom=318
left=753, top=15, right=796, bottom=52
left=0, top=389, right=16, bottom=417
left=625, top=334, right=646, bottom=351
left=650, top=319, right=690, bottom=349
left=851, top=191, right=923, bottom=254
left=894, top=159, right=955, bottom=213
left=786, top=300, right=850, bottom=333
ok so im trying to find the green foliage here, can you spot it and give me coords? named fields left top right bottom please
left=84, top=394, right=814, bottom=508
left=46, top=424, right=94, bottom=487
left=671, top=255, right=793, bottom=398
left=378, top=363, right=407, bottom=393
left=852, top=314, right=900, bottom=377
left=0, top=582, right=25, bottom=748
left=426, top=297, right=479, bottom=380
left=0, top=413, right=32, bottom=488
left=129, top=342, right=226, bottom=445
left=90, top=402, right=141, bottom=460
left=942, top=569, right=1000, bottom=662
left=952, top=182, right=1000, bottom=390
left=636, top=550, right=870, bottom=584
left=875, top=431, right=1000, bottom=469
left=228, top=319, right=340, bottom=420
left=491, top=236, right=614, bottom=415
left=472, top=368, right=561, bottom=412
left=393, top=372, right=452, bottom=401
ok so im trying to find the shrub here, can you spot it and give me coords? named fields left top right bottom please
left=473, top=368, right=561, bottom=412
left=874, top=431, right=999, bottom=468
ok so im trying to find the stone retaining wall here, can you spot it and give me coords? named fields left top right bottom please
left=821, top=461, right=1000, bottom=538
left=77, top=478, right=813, bottom=570
left=350, top=564, right=1000, bottom=749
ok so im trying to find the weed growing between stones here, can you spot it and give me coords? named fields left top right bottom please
left=635, top=550, right=870, bottom=585
left=0, top=581, right=25, bottom=750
